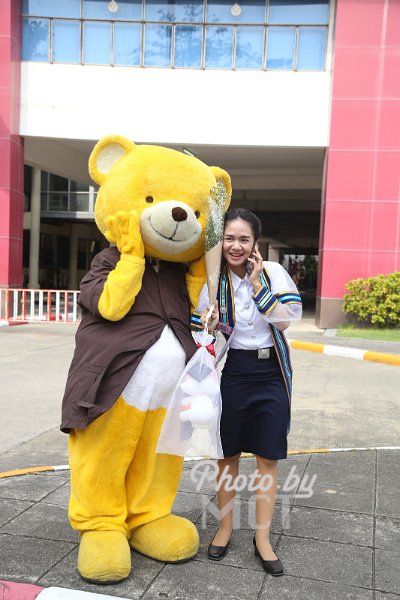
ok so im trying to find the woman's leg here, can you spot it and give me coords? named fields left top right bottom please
left=212, top=453, right=241, bottom=545
left=254, top=455, right=279, bottom=560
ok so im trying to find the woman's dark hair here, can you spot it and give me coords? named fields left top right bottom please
left=224, top=208, right=262, bottom=242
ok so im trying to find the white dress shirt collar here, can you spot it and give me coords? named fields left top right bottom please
left=229, top=268, right=252, bottom=293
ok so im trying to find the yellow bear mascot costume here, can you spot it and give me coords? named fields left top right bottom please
left=61, top=135, right=231, bottom=584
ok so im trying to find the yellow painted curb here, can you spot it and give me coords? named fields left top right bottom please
left=364, top=351, right=400, bottom=366
left=241, top=447, right=399, bottom=458
left=1, top=447, right=399, bottom=479
left=290, top=340, right=324, bottom=353
left=0, top=465, right=54, bottom=479
left=289, top=339, right=400, bottom=366
left=288, top=448, right=330, bottom=454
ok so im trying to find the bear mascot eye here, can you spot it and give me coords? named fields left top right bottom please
left=146, top=196, right=154, bottom=203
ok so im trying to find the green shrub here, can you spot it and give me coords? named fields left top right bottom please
left=343, top=272, right=400, bottom=328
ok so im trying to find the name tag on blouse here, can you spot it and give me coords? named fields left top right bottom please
left=216, top=322, right=234, bottom=336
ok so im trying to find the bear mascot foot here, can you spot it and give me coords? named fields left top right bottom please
left=129, top=515, right=199, bottom=563
left=78, top=530, right=131, bottom=584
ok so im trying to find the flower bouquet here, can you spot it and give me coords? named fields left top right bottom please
left=156, top=181, right=230, bottom=458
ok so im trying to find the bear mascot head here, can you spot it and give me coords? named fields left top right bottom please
left=62, top=134, right=231, bottom=585
left=90, top=134, right=231, bottom=266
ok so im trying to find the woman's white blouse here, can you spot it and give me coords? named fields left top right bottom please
left=196, top=261, right=302, bottom=350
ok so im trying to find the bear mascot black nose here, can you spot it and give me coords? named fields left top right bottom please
left=172, top=207, right=188, bottom=222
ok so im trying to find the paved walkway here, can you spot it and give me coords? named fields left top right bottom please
left=0, top=450, right=399, bottom=599
left=1, top=316, right=399, bottom=598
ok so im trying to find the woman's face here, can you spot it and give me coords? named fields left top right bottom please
left=223, top=218, right=255, bottom=272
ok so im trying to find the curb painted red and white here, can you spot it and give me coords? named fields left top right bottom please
left=0, top=320, right=28, bottom=327
left=287, top=338, right=400, bottom=366
left=0, top=582, right=129, bottom=599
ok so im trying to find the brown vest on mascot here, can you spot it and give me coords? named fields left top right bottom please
left=61, top=246, right=197, bottom=432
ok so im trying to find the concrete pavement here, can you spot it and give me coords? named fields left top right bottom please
left=1, top=450, right=399, bottom=598
left=1, top=316, right=399, bottom=598
left=1, top=315, right=399, bottom=471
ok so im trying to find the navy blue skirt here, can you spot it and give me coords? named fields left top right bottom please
left=220, top=348, right=289, bottom=460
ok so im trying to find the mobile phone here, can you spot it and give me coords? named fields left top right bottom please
left=245, top=244, right=257, bottom=274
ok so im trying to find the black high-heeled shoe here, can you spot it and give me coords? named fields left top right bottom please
left=207, top=532, right=232, bottom=561
left=253, top=534, right=284, bottom=576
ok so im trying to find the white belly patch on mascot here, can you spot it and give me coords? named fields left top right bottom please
left=122, top=325, right=186, bottom=411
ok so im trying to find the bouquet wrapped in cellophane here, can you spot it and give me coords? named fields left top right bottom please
left=156, top=332, right=223, bottom=458
left=204, top=181, right=230, bottom=312
left=156, top=182, right=230, bottom=459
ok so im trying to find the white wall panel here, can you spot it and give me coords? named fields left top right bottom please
left=20, top=63, right=331, bottom=147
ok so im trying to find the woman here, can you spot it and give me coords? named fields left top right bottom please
left=191, top=208, right=302, bottom=576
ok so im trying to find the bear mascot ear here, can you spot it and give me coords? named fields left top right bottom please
left=210, top=166, right=232, bottom=210
left=89, top=135, right=136, bottom=185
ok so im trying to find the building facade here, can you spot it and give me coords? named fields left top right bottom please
left=1, top=0, right=399, bottom=326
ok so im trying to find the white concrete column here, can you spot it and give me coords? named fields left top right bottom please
left=258, top=240, right=268, bottom=260
left=68, top=224, right=78, bottom=290
left=268, top=246, right=280, bottom=262
left=28, top=167, right=41, bottom=289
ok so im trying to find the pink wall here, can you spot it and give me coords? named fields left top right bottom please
left=0, top=0, right=23, bottom=288
left=318, top=0, right=400, bottom=324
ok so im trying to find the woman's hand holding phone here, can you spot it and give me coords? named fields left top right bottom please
left=247, top=245, right=264, bottom=292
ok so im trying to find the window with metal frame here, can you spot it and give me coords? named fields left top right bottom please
left=21, top=0, right=329, bottom=71
left=40, top=171, right=92, bottom=214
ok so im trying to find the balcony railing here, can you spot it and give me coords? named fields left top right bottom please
left=22, top=15, right=329, bottom=71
